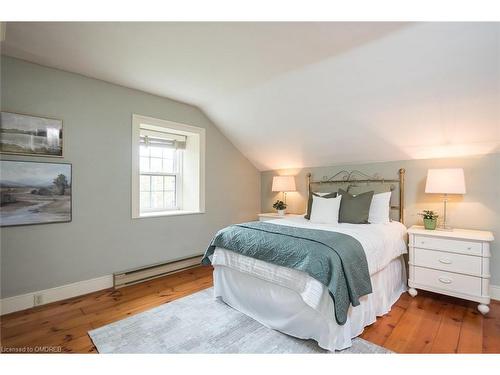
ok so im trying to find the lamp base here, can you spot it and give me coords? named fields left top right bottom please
left=436, top=225, right=453, bottom=232
left=438, top=195, right=453, bottom=231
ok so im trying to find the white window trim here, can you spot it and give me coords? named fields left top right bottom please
left=132, top=114, right=205, bottom=219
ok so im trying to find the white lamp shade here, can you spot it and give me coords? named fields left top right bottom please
left=425, top=168, right=466, bottom=194
left=272, top=176, right=296, bottom=192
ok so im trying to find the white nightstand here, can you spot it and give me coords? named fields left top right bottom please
left=258, top=213, right=303, bottom=221
left=407, top=225, right=494, bottom=315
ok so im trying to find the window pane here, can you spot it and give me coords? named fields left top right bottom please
left=151, top=176, right=163, bottom=191
left=140, top=175, right=151, bottom=192
left=162, top=158, right=174, bottom=173
left=150, top=158, right=162, bottom=172
left=140, top=145, right=149, bottom=157
left=137, top=131, right=183, bottom=213
left=140, top=157, right=149, bottom=172
left=164, top=176, right=176, bottom=191
left=152, top=192, right=164, bottom=209
left=140, top=192, right=151, bottom=209
left=162, top=148, right=175, bottom=159
left=164, top=191, right=175, bottom=208
left=150, top=146, right=163, bottom=158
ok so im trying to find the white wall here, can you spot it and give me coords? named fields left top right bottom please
left=207, top=22, right=500, bottom=171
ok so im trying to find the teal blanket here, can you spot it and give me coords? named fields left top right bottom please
left=202, top=221, right=372, bottom=325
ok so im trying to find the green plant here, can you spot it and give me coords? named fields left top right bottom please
left=273, top=200, right=287, bottom=210
left=419, top=210, right=438, bottom=220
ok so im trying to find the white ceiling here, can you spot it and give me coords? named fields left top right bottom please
left=2, top=22, right=499, bottom=170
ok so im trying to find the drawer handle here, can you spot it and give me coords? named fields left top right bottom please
left=438, top=277, right=453, bottom=284
left=467, top=247, right=472, bottom=250
left=439, top=258, right=452, bottom=264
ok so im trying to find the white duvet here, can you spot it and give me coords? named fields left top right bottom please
left=212, top=217, right=407, bottom=289
left=271, top=216, right=408, bottom=275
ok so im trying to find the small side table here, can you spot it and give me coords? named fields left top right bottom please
left=407, top=225, right=494, bottom=315
left=258, top=213, right=304, bottom=222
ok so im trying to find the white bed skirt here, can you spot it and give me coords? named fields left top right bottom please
left=213, top=256, right=407, bottom=351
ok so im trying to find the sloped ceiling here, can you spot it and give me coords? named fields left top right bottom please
left=2, top=22, right=499, bottom=170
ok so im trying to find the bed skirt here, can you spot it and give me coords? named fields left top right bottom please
left=213, top=255, right=407, bottom=351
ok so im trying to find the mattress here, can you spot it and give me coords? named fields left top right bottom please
left=210, top=218, right=408, bottom=351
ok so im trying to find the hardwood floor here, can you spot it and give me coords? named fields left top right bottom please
left=1, top=265, right=498, bottom=353
left=360, top=290, right=500, bottom=353
left=0, top=266, right=213, bottom=353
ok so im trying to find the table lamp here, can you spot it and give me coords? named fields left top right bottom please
left=425, top=168, right=466, bottom=230
left=272, top=176, right=296, bottom=204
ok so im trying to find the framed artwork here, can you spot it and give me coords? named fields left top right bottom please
left=0, top=160, right=72, bottom=227
left=0, top=111, right=63, bottom=157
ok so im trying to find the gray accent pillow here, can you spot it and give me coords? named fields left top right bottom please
left=338, top=189, right=374, bottom=224
left=304, top=192, right=337, bottom=220
left=348, top=184, right=392, bottom=195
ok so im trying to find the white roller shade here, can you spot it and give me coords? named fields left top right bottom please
left=140, top=129, right=186, bottom=149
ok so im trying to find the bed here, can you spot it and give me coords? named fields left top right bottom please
left=205, top=169, right=408, bottom=351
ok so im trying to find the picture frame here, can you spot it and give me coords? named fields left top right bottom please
left=0, top=111, right=64, bottom=157
left=0, top=160, right=72, bottom=227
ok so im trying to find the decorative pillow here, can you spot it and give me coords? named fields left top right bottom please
left=368, top=191, right=392, bottom=224
left=310, top=194, right=342, bottom=225
left=304, top=191, right=337, bottom=220
left=348, top=185, right=391, bottom=195
left=338, top=189, right=374, bottom=224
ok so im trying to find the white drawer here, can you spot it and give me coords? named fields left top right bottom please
left=414, top=248, right=482, bottom=276
left=413, top=266, right=482, bottom=296
left=413, top=235, right=482, bottom=256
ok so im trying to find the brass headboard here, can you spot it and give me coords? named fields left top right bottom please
left=307, top=168, right=406, bottom=223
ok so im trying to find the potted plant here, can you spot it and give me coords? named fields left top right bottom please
left=419, top=210, right=439, bottom=230
left=273, top=200, right=287, bottom=216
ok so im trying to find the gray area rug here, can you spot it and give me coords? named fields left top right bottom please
left=88, top=288, right=391, bottom=354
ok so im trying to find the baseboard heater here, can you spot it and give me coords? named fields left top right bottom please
left=113, top=254, right=204, bottom=288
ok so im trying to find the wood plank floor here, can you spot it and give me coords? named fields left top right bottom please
left=1, top=266, right=498, bottom=353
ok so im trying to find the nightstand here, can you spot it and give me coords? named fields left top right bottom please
left=407, top=225, right=494, bottom=315
left=258, top=213, right=303, bottom=222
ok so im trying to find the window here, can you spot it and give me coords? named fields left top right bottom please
left=139, top=130, right=183, bottom=212
left=132, top=115, right=205, bottom=218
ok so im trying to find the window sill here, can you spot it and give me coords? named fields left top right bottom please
left=134, top=210, right=205, bottom=219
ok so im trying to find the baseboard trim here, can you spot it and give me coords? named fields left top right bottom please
left=490, top=284, right=500, bottom=301
left=0, top=275, right=113, bottom=316
left=1, top=277, right=499, bottom=316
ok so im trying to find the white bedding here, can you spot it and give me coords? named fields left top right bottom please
left=214, top=257, right=406, bottom=351
left=210, top=217, right=408, bottom=351
left=270, top=216, right=408, bottom=275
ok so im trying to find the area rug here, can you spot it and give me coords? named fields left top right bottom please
left=88, top=288, right=391, bottom=354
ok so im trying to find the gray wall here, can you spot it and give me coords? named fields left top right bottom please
left=0, top=57, right=260, bottom=298
left=262, top=153, right=500, bottom=285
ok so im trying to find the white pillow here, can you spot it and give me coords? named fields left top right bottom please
left=368, top=191, right=392, bottom=224
left=310, top=194, right=342, bottom=225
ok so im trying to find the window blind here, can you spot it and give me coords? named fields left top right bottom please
left=140, top=129, right=186, bottom=150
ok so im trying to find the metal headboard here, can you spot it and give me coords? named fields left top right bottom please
left=306, top=168, right=406, bottom=223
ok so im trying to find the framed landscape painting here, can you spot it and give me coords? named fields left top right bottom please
left=0, top=111, right=63, bottom=157
left=0, top=161, right=72, bottom=227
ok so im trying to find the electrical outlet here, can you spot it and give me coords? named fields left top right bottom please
left=33, top=294, right=44, bottom=306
